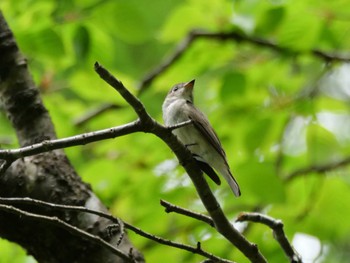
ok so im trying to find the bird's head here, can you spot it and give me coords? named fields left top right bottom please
left=166, top=79, right=195, bottom=103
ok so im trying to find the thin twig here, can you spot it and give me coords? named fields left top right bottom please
left=0, top=197, right=232, bottom=263
left=137, top=30, right=350, bottom=94
left=236, top=212, right=302, bottom=263
left=285, top=156, right=350, bottom=182
left=0, top=197, right=124, bottom=230
left=125, top=222, right=235, bottom=263
left=73, top=103, right=125, bottom=127
left=95, top=63, right=266, bottom=262
left=137, top=32, right=196, bottom=94
left=0, top=121, right=141, bottom=161
left=0, top=64, right=267, bottom=262
left=94, top=62, right=150, bottom=122
left=0, top=204, right=134, bottom=262
left=160, top=199, right=214, bottom=227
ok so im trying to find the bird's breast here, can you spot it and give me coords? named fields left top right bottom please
left=163, top=99, right=215, bottom=161
left=163, top=99, right=189, bottom=126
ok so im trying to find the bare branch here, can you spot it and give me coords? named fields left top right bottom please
left=73, top=103, right=125, bottom=127
left=93, top=64, right=266, bottom=262
left=0, top=197, right=232, bottom=263
left=160, top=199, right=214, bottom=227
left=137, top=32, right=196, bottom=94
left=125, top=223, right=235, bottom=263
left=236, top=212, right=302, bottom=263
left=0, top=204, right=134, bottom=262
left=94, top=62, right=150, bottom=122
left=0, top=197, right=123, bottom=227
left=285, top=156, right=350, bottom=182
left=137, top=30, right=350, bottom=94
left=0, top=64, right=267, bottom=262
left=0, top=120, right=141, bottom=163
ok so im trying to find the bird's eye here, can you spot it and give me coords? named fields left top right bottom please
left=172, top=87, right=179, bottom=92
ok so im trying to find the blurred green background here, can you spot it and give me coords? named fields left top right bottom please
left=1, top=0, right=350, bottom=262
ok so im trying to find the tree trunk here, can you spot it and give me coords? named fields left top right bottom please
left=0, top=11, right=144, bottom=263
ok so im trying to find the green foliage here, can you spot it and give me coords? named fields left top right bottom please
left=1, top=0, right=350, bottom=262
left=0, top=239, right=35, bottom=263
left=220, top=71, right=247, bottom=102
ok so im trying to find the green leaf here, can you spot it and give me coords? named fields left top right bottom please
left=304, top=177, right=350, bottom=241
left=73, top=25, right=90, bottom=62
left=95, top=2, right=153, bottom=44
left=0, top=239, right=33, bottom=263
left=237, top=161, right=285, bottom=203
left=256, top=6, right=285, bottom=34
left=277, top=5, right=322, bottom=51
left=32, top=28, right=65, bottom=58
left=160, top=0, right=232, bottom=42
left=220, top=71, right=246, bottom=102
left=306, top=124, right=340, bottom=164
left=244, top=118, right=272, bottom=152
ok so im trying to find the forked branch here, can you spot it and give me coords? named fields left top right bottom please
left=0, top=63, right=267, bottom=262
left=237, top=212, right=302, bottom=263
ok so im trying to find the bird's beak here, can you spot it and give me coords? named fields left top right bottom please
left=184, top=79, right=195, bottom=89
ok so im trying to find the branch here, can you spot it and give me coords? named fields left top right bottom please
left=160, top=199, right=214, bottom=227
left=0, top=197, right=124, bottom=228
left=137, top=30, right=350, bottom=94
left=0, top=121, right=141, bottom=175
left=0, top=204, right=134, bottom=262
left=0, top=11, right=142, bottom=262
left=284, top=156, right=350, bottom=182
left=125, top=223, right=235, bottom=263
left=73, top=103, right=125, bottom=127
left=236, top=212, right=302, bottom=263
left=94, top=62, right=150, bottom=122
left=0, top=63, right=266, bottom=262
left=137, top=32, right=196, bottom=94
left=93, top=63, right=266, bottom=262
left=0, top=197, right=232, bottom=263
left=0, top=119, right=193, bottom=176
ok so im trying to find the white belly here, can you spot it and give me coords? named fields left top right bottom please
left=163, top=99, right=218, bottom=166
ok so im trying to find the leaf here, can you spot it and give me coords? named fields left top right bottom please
left=304, top=177, right=350, bottom=241
left=244, top=118, right=272, bottom=152
left=73, top=25, right=90, bottom=62
left=0, top=239, right=32, bottom=263
left=277, top=5, right=322, bottom=51
left=160, top=0, right=232, bottom=42
left=306, top=123, right=340, bottom=164
left=96, top=2, right=153, bottom=44
left=220, top=71, right=246, bottom=102
left=256, top=6, right=285, bottom=34
left=237, top=161, right=285, bottom=203
left=33, top=28, right=65, bottom=58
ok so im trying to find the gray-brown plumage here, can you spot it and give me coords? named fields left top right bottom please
left=162, top=80, right=241, bottom=197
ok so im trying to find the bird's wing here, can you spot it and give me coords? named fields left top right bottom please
left=186, top=102, right=227, bottom=160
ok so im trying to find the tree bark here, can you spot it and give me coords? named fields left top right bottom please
left=0, top=11, right=144, bottom=263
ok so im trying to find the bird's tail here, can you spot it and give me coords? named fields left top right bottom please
left=223, top=169, right=241, bottom=197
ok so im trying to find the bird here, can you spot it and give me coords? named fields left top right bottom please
left=162, top=79, right=241, bottom=197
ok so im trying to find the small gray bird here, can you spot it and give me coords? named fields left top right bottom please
left=162, top=80, right=241, bottom=197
